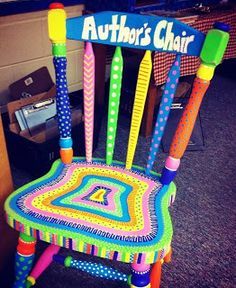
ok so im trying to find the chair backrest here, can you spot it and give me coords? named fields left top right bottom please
left=48, top=3, right=229, bottom=186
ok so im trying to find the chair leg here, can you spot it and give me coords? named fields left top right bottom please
left=150, top=247, right=172, bottom=288
left=26, top=244, right=60, bottom=287
left=131, top=263, right=151, bottom=287
left=13, top=233, right=36, bottom=288
left=163, top=247, right=172, bottom=263
left=150, top=260, right=162, bottom=288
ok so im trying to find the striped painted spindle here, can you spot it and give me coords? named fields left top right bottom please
left=13, top=233, right=36, bottom=288
left=83, top=42, right=95, bottom=163
left=126, top=50, right=152, bottom=170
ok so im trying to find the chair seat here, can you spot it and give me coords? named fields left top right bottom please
left=5, top=157, right=176, bottom=264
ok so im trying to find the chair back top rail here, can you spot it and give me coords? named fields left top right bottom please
left=66, top=11, right=205, bottom=56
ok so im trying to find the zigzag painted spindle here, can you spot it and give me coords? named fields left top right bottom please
left=146, top=54, right=181, bottom=175
left=49, top=3, right=73, bottom=164
left=106, top=46, right=123, bottom=165
left=126, top=50, right=152, bottom=170
left=83, top=42, right=95, bottom=163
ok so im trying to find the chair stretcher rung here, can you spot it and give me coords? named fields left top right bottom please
left=53, top=254, right=128, bottom=282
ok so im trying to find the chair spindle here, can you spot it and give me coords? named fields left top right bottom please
left=126, top=50, right=152, bottom=170
left=83, top=42, right=95, bottom=163
left=106, top=46, right=123, bottom=165
left=49, top=5, right=73, bottom=164
left=146, top=54, right=181, bottom=175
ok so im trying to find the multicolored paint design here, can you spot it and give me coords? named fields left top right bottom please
left=5, top=158, right=176, bottom=264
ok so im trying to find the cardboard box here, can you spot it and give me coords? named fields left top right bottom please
left=9, top=66, right=54, bottom=101
left=4, top=67, right=86, bottom=177
left=5, top=119, right=85, bottom=177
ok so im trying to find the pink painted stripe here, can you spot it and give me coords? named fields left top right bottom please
left=83, top=42, right=95, bottom=163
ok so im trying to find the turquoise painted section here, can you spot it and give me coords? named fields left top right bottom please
left=66, top=11, right=205, bottom=56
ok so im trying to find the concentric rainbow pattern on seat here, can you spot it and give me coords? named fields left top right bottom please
left=5, top=158, right=176, bottom=264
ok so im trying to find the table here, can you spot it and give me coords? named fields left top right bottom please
left=153, top=9, right=236, bottom=86
left=141, top=8, right=236, bottom=137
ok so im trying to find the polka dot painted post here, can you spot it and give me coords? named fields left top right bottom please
left=53, top=57, right=72, bottom=140
left=5, top=158, right=176, bottom=264
left=146, top=54, right=181, bottom=174
left=106, top=46, right=123, bottom=165
left=70, top=258, right=128, bottom=281
left=170, top=77, right=210, bottom=159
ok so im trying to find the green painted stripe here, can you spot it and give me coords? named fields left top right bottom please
left=52, top=43, right=66, bottom=57
left=106, top=46, right=123, bottom=165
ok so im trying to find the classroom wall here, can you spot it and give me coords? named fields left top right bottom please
left=0, top=4, right=84, bottom=109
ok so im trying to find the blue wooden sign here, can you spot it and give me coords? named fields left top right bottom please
left=66, top=11, right=205, bottom=56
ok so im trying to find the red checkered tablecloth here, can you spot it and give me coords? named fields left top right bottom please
left=153, top=10, right=236, bottom=86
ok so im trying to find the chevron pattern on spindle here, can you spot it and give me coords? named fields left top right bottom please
left=83, top=42, right=95, bottom=163
left=146, top=55, right=181, bottom=174
left=106, top=46, right=123, bottom=165
left=126, top=50, right=152, bottom=169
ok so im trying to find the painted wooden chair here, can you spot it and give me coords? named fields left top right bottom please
left=4, top=3, right=229, bottom=288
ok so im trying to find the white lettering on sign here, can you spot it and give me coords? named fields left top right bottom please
left=154, top=20, right=195, bottom=53
left=82, top=15, right=195, bottom=53
left=82, top=16, right=98, bottom=40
